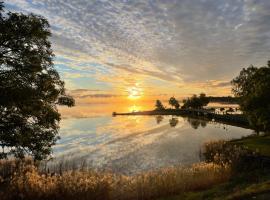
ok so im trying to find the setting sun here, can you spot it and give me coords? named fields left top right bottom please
left=127, top=86, right=143, bottom=99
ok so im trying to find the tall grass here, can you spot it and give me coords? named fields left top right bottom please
left=0, top=160, right=230, bottom=200
left=202, top=140, right=259, bottom=172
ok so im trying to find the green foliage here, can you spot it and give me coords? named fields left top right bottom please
left=231, top=61, right=270, bottom=131
left=155, top=100, right=165, bottom=111
left=0, top=3, right=74, bottom=160
left=182, top=93, right=209, bottom=109
left=232, top=135, right=270, bottom=157
left=169, top=97, right=180, bottom=109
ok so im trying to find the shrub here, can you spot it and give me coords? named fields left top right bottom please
left=202, top=140, right=259, bottom=172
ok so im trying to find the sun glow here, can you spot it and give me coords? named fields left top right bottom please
left=127, top=86, right=143, bottom=100
left=128, top=105, right=142, bottom=112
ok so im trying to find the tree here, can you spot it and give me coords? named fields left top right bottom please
left=182, top=94, right=209, bottom=109
left=199, top=93, right=209, bottom=107
left=231, top=61, right=270, bottom=131
left=0, top=3, right=75, bottom=160
left=168, top=97, right=180, bottom=109
left=155, top=100, right=165, bottom=111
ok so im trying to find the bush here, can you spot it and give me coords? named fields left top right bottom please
left=202, top=140, right=259, bottom=172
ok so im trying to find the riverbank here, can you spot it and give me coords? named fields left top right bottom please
left=1, top=134, right=270, bottom=200
left=160, top=134, right=270, bottom=200
left=113, top=109, right=250, bottom=129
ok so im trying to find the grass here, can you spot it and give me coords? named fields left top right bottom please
left=159, top=179, right=270, bottom=200
left=0, top=160, right=231, bottom=200
left=231, top=134, right=270, bottom=157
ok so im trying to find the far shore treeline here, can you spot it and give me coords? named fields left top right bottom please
left=155, top=94, right=239, bottom=111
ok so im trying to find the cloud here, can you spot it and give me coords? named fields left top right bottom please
left=67, top=89, right=121, bottom=99
left=5, top=0, right=270, bottom=96
left=79, top=94, right=120, bottom=98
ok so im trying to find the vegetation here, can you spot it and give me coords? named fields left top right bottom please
left=159, top=179, right=270, bottom=200
left=0, top=3, right=74, bottom=160
left=231, top=60, right=270, bottom=132
left=155, top=100, right=166, bottom=111
left=207, top=96, right=240, bottom=104
left=160, top=139, right=270, bottom=200
left=168, top=97, right=180, bottom=109
left=182, top=93, right=209, bottom=109
left=0, top=160, right=230, bottom=200
left=232, top=134, right=270, bottom=157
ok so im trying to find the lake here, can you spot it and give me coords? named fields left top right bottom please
left=52, top=103, right=253, bottom=174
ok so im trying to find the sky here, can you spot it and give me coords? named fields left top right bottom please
left=5, top=0, right=270, bottom=102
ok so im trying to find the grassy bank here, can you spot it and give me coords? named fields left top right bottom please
left=159, top=180, right=270, bottom=200
left=160, top=135, right=270, bottom=200
left=231, top=134, right=270, bottom=157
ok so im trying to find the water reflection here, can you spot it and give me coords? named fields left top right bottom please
left=53, top=115, right=253, bottom=174
left=155, top=115, right=164, bottom=124
left=169, top=117, right=179, bottom=127
left=187, top=118, right=208, bottom=129
left=155, top=116, right=208, bottom=129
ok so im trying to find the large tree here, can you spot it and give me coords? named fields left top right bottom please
left=231, top=61, right=270, bottom=131
left=0, top=3, right=74, bottom=160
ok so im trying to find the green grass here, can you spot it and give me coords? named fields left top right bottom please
left=231, top=135, right=270, bottom=157
left=159, top=179, right=270, bottom=200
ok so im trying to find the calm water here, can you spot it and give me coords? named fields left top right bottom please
left=53, top=104, right=253, bottom=174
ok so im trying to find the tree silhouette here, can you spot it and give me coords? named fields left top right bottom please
left=155, top=100, right=165, bottom=111
left=0, top=3, right=75, bottom=160
left=199, top=93, right=209, bottom=107
left=182, top=94, right=209, bottom=109
left=232, top=60, right=270, bottom=131
left=168, top=97, right=180, bottom=109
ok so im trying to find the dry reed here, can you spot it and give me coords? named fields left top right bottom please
left=0, top=160, right=231, bottom=200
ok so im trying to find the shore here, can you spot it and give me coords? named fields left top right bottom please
left=113, top=109, right=250, bottom=129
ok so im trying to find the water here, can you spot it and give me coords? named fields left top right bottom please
left=53, top=103, right=253, bottom=174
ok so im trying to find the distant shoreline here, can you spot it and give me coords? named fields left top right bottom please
left=113, top=109, right=251, bottom=129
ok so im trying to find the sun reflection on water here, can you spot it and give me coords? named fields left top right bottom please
left=128, top=105, right=142, bottom=112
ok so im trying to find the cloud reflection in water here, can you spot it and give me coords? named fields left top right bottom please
left=52, top=113, right=253, bottom=174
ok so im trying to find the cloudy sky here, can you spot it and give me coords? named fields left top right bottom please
left=6, top=0, right=270, bottom=100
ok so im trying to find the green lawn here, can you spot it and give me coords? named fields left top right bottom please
left=231, top=135, right=270, bottom=157
left=159, top=180, right=270, bottom=200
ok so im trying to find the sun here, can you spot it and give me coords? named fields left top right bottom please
left=127, top=87, right=142, bottom=99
